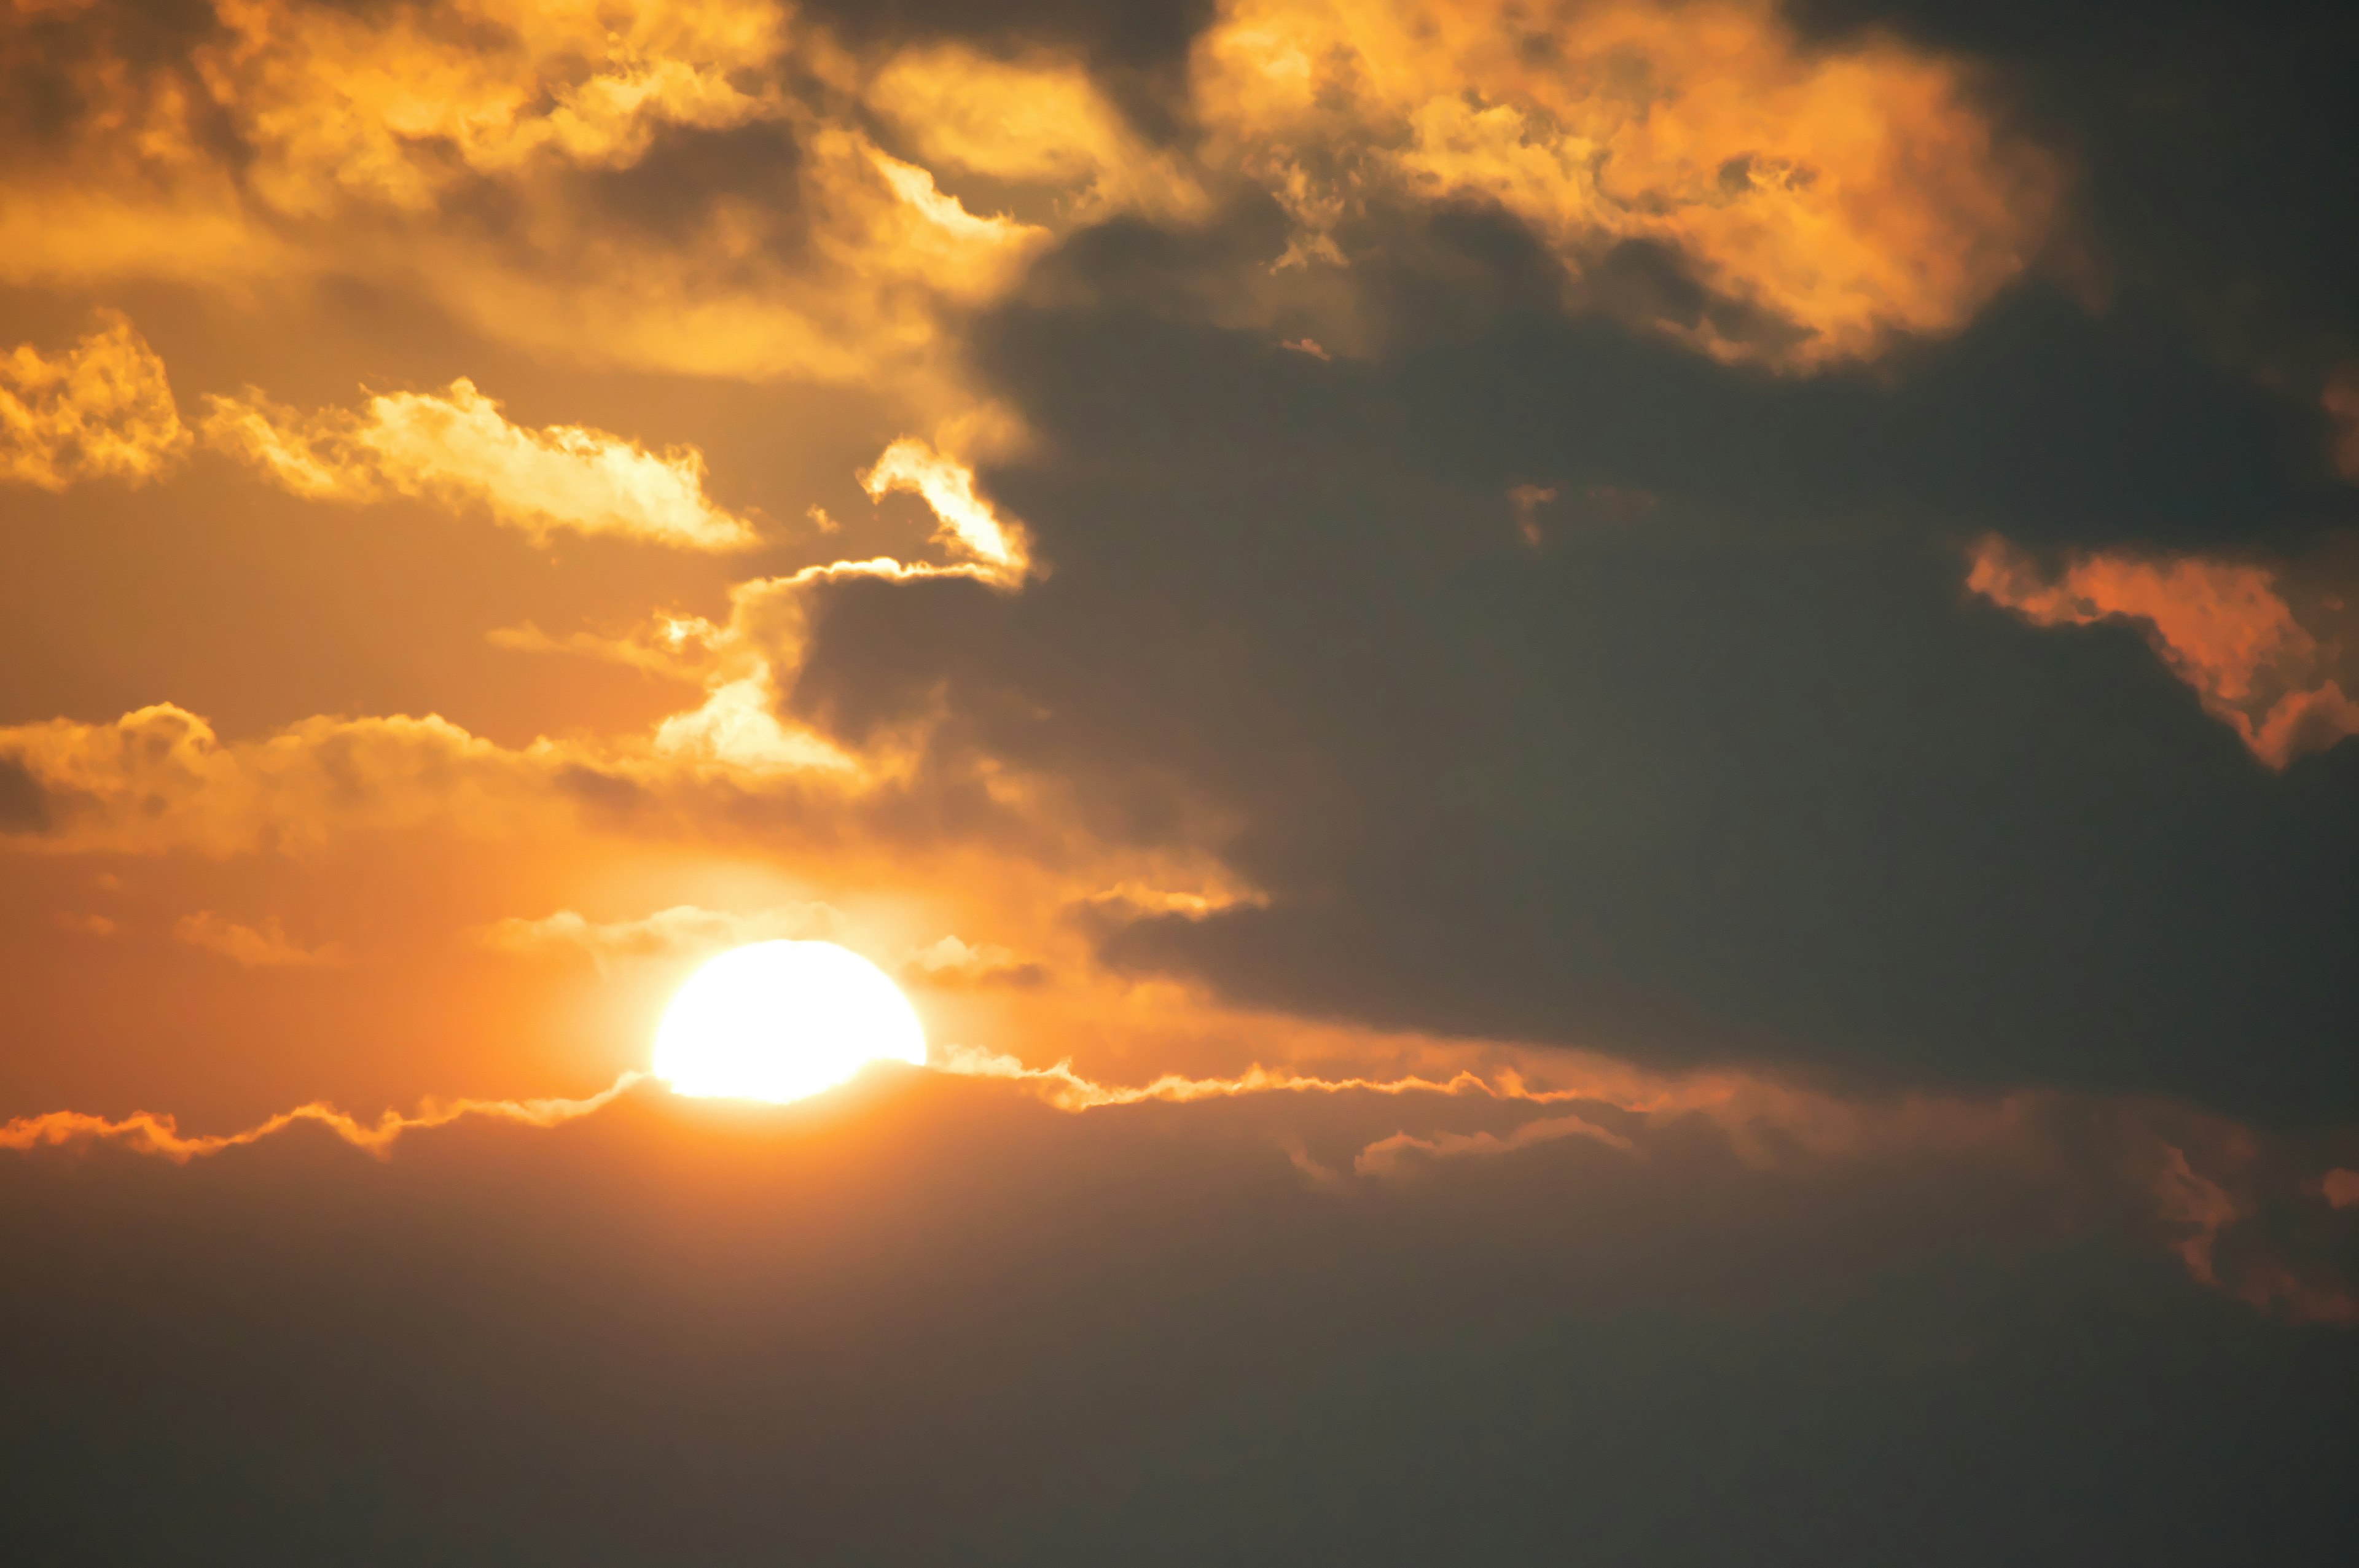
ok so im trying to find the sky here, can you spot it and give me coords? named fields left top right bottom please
left=3, top=0, right=2357, bottom=1559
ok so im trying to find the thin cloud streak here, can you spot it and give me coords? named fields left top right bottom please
left=0, top=1072, right=648, bottom=1164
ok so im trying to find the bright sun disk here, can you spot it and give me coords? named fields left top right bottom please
left=653, top=940, right=928, bottom=1103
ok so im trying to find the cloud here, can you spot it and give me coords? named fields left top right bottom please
left=471, top=903, right=839, bottom=971
left=865, top=42, right=1207, bottom=222
left=0, top=0, right=1050, bottom=428
left=902, top=934, right=1046, bottom=988
left=1506, top=482, right=1555, bottom=547
left=0, top=1071, right=646, bottom=1163
left=1, top=310, right=189, bottom=489
left=1189, top=0, right=2059, bottom=365
left=0, top=703, right=566, bottom=856
left=48, top=911, right=121, bottom=937
left=860, top=437, right=1038, bottom=587
left=0, top=694, right=891, bottom=857
left=1353, top=1110, right=1635, bottom=1176
left=173, top=911, right=349, bottom=969
left=1968, top=536, right=2359, bottom=768
left=200, top=378, right=759, bottom=550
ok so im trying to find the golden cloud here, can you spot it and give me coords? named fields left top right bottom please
left=1, top=310, right=189, bottom=489
left=859, top=437, right=1038, bottom=587
left=1192, top=0, right=2060, bottom=364
left=1, top=1, right=1049, bottom=431
left=0, top=703, right=576, bottom=856
left=1968, top=536, right=2359, bottom=768
left=200, top=378, right=761, bottom=550
left=865, top=43, right=1208, bottom=222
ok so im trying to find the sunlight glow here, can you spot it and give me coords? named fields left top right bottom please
left=653, top=940, right=928, bottom=1104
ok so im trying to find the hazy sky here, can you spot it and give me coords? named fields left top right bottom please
left=4, top=1, right=2357, bottom=1560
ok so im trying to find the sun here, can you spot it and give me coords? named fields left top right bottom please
left=653, top=940, right=929, bottom=1104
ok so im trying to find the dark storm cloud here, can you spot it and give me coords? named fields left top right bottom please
left=796, top=188, right=2359, bottom=1118
left=5, top=1083, right=2356, bottom=1565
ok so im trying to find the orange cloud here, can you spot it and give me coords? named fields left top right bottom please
left=174, top=910, right=349, bottom=969
left=200, top=378, right=760, bottom=550
left=0, top=703, right=571, bottom=856
left=1, top=310, right=189, bottom=489
left=1192, top=0, right=2059, bottom=364
left=1, top=2, right=1048, bottom=430
left=1968, top=536, right=2359, bottom=767
left=865, top=43, right=1207, bottom=222
left=0, top=1071, right=647, bottom=1163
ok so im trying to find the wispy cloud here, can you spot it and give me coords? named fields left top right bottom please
left=469, top=903, right=840, bottom=973
left=201, top=378, right=760, bottom=550
left=174, top=911, right=348, bottom=969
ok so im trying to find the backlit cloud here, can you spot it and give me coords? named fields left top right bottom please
left=1968, top=536, right=2359, bottom=768
left=903, top=934, right=1047, bottom=989
left=0, top=1071, right=646, bottom=1162
left=1, top=310, right=189, bottom=489
left=859, top=437, right=1038, bottom=587
left=200, top=379, right=760, bottom=550
left=471, top=902, right=840, bottom=970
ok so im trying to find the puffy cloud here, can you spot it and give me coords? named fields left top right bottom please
left=1968, top=536, right=2359, bottom=768
left=0, top=691, right=893, bottom=857
left=173, top=910, right=349, bottom=968
left=472, top=902, right=839, bottom=969
left=194, top=0, right=789, bottom=216
left=0, top=310, right=189, bottom=489
left=0, top=703, right=569, bottom=856
left=1191, top=0, right=2059, bottom=364
left=200, top=378, right=759, bottom=550
left=0, top=1, right=1050, bottom=426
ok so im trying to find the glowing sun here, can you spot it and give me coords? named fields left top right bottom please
left=654, top=940, right=928, bottom=1103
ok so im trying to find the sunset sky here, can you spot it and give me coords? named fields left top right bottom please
left=4, top=0, right=2358, bottom=1559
